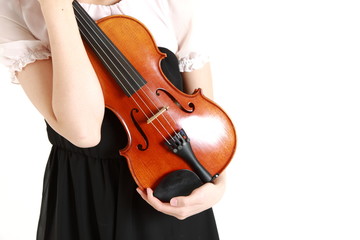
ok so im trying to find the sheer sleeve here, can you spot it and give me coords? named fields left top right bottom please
left=168, top=0, right=211, bottom=72
left=0, top=0, right=51, bottom=83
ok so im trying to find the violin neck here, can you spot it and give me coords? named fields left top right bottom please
left=72, top=0, right=146, bottom=97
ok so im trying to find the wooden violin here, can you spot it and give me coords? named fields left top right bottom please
left=73, top=1, right=236, bottom=200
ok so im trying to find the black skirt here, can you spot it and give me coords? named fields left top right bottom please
left=36, top=48, right=219, bottom=240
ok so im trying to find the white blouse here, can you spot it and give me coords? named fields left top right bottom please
left=0, top=0, right=210, bottom=83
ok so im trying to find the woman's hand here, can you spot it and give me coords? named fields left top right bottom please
left=137, top=172, right=226, bottom=220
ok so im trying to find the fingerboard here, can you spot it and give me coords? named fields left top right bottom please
left=72, top=0, right=146, bottom=97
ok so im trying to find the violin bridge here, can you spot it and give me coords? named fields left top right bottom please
left=147, top=106, right=169, bottom=124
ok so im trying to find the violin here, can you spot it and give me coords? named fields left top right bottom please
left=73, top=1, right=236, bottom=201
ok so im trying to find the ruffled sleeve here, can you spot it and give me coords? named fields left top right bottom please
left=168, top=0, right=211, bottom=72
left=0, top=0, right=51, bottom=83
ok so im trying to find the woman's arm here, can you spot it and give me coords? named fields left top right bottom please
left=137, top=62, right=227, bottom=220
left=182, top=62, right=214, bottom=98
left=18, top=1, right=104, bottom=148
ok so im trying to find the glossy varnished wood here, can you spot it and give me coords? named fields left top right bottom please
left=85, top=15, right=237, bottom=190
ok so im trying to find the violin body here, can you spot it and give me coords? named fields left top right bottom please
left=79, top=13, right=236, bottom=190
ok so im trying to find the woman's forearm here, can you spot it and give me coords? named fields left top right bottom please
left=40, top=2, right=104, bottom=146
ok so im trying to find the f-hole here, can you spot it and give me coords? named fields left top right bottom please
left=156, top=88, right=195, bottom=113
left=130, top=108, right=149, bottom=151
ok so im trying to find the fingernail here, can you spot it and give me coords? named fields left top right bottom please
left=170, top=198, right=178, bottom=206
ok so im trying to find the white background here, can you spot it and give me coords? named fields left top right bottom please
left=1, top=0, right=360, bottom=239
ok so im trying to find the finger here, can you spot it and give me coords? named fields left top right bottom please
left=136, top=188, right=148, bottom=201
left=144, top=189, right=192, bottom=218
left=138, top=187, right=213, bottom=220
left=170, top=184, right=209, bottom=208
left=145, top=188, right=170, bottom=210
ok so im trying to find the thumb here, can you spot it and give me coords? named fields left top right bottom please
left=170, top=190, right=202, bottom=207
left=170, top=198, right=179, bottom=207
left=170, top=196, right=192, bottom=207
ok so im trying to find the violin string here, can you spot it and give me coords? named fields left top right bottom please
left=99, top=32, right=181, bottom=139
left=73, top=2, right=179, bottom=140
left=73, top=4, right=177, bottom=141
left=73, top=5, right=173, bottom=144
